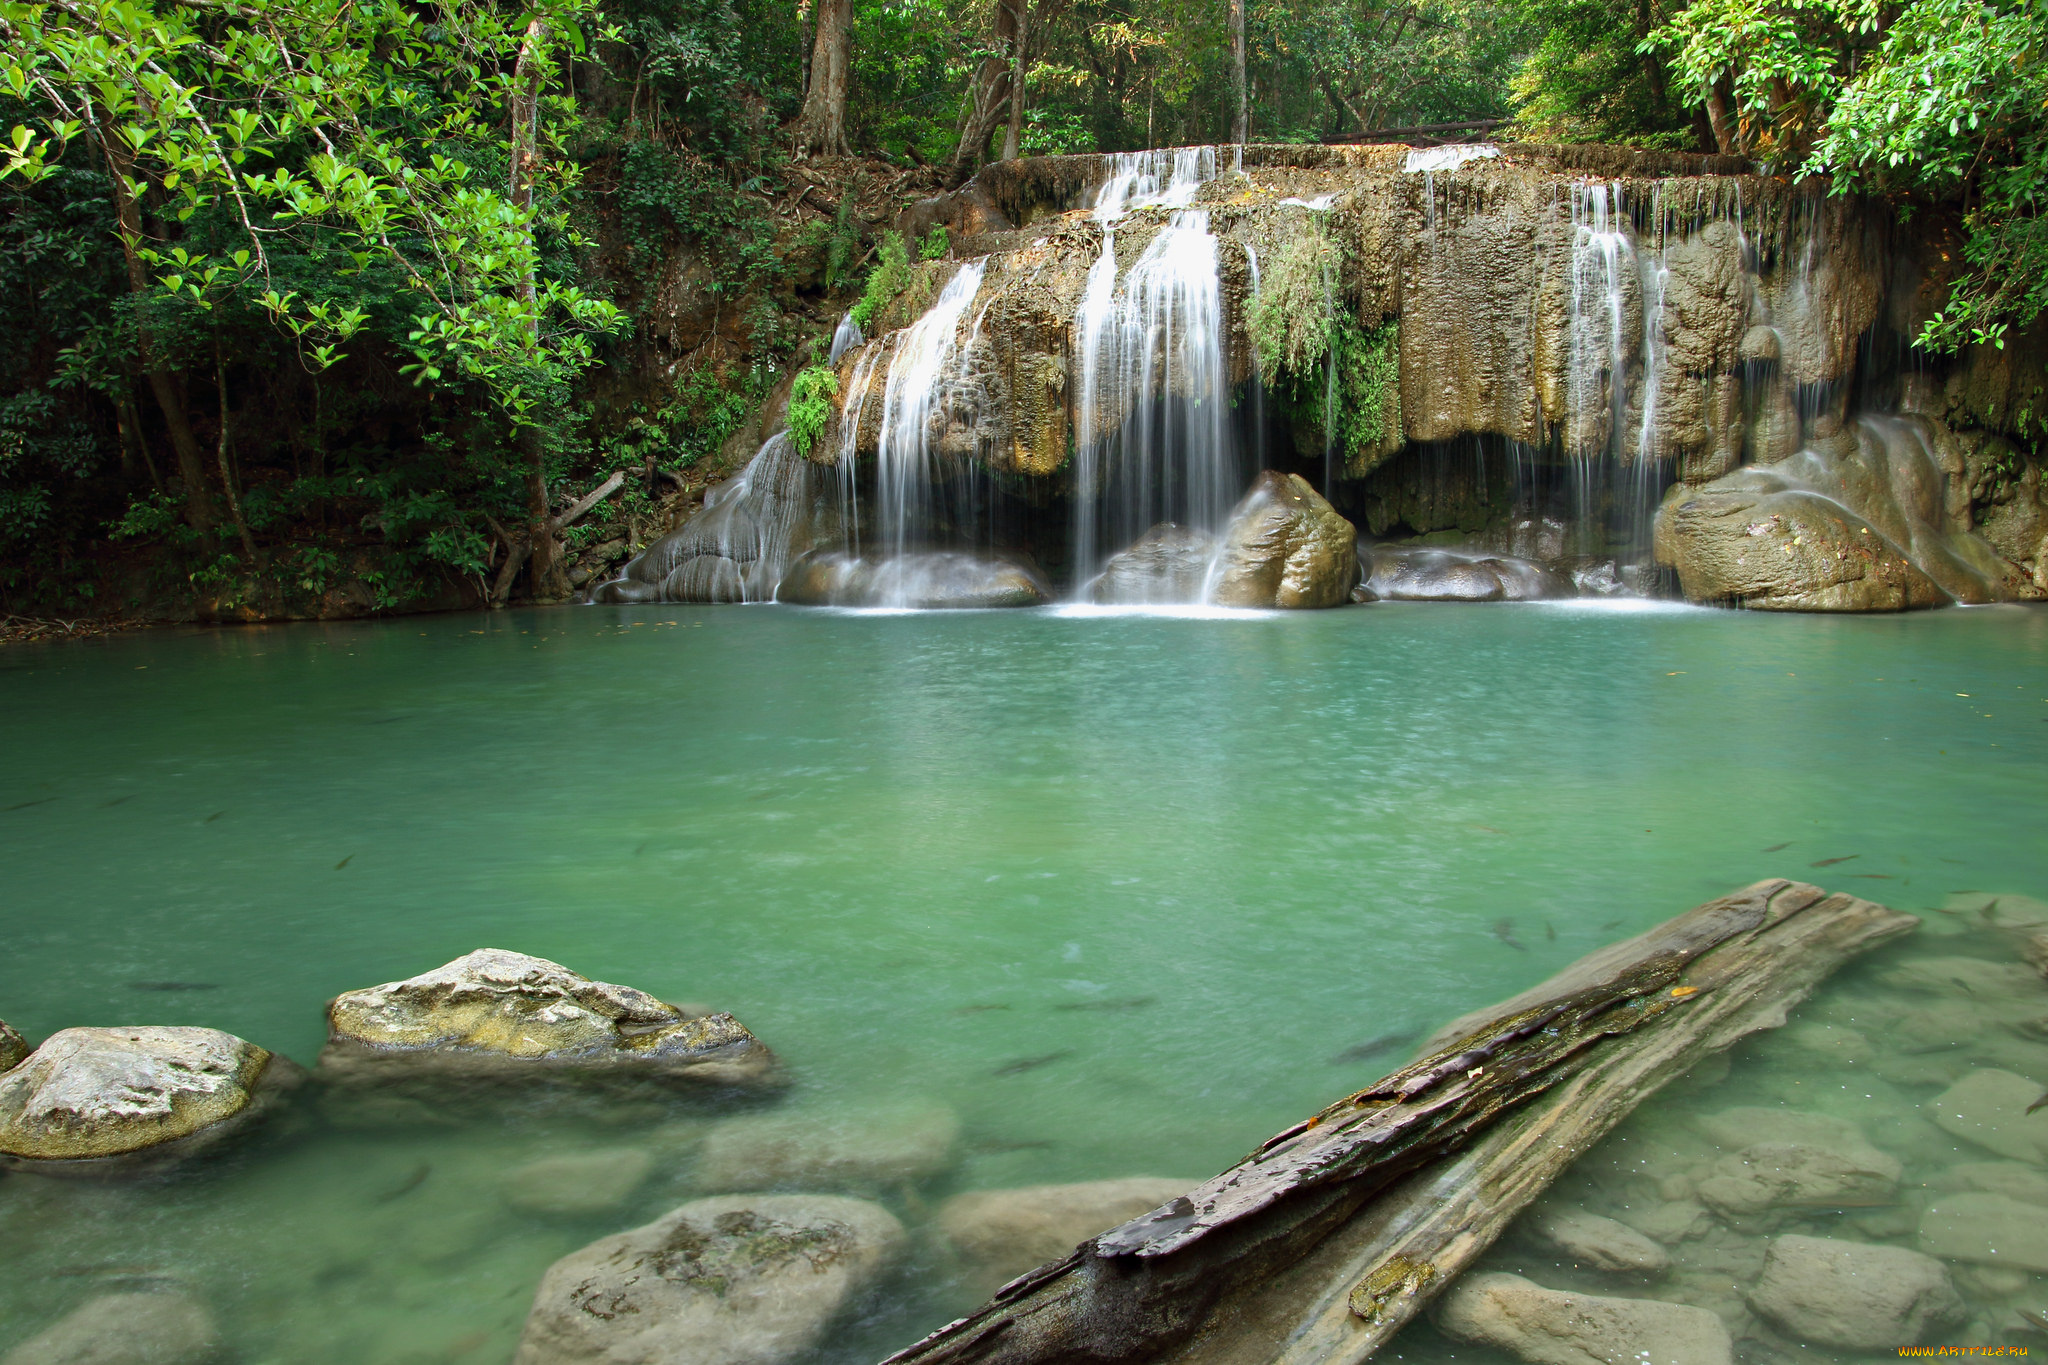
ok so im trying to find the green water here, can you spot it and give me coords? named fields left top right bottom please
left=2, top=600, right=2046, bottom=1361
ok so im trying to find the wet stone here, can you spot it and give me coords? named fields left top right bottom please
left=1927, top=1068, right=2048, bottom=1162
left=692, top=1102, right=960, bottom=1193
left=935, top=1177, right=1195, bottom=1293
left=0, top=1020, right=26, bottom=1074
left=1621, top=1199, right=1715, bottom=1246
left=1520, top=1207, right=1671, bottom=1276
left=1747, top=1234, right=1964, bottom=1349
left=1934, top=1160, right=2048, bottom=1205
left=500, top=1147, right=655, bottom=1217
left=1, top=1291, right=221, bottom=1365
left=1920, top=1190, right=2048, bottom=1272
left=514, top=1193, right=905, bottom=1365
left=1693, top=1142, right=1901, bottom=1219
left=1434, top=1271, right=1732, bottom=1365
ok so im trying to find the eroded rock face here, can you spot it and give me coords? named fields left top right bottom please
left=0, top=1291, right=221, bottom=1365
left=0, top=1026, right=300, bottom=1174
left=1521, top=1207, right=1670, bottom=1276
left=1362, top=544, right=1569, bottom=601
left=1434, top=1271, right=1732, bottom=1365
left=320, top=949, right=780, bottom=1094
left=1209, top=472, right=1358, bottom=608
left=693, top=1103, right=960, bottom=1194
left=935, top=1177, right=1195, bottom=1293
left=1748, top=1235, right=1963, bottom=1350
left=777, top=550, right=1051, bottom=608
left=514, top=1194, right=904, bottom=1365
left=1087, top=524, right=1215, bottom=604
left=0, top=1019, right=27, bottom=1073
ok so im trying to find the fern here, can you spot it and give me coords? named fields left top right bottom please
left=786, top=364, right=840, bottom=457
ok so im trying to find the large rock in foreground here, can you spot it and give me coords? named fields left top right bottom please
left=1362, top=544, right=1569, bottom=602
left=514, top=1194, right=904, bottom=1365
left=320, top=950, right=780, bottom=1097
left=0, top=1019, right=27, bottom=1073
left=778, top=549, right=1051, bottom=608
left=0, top=1027, right=302, bottom=1174
left=935, top=1177, right=1196, bottom=1293
left=1747, top=1234, right=1962, bottom=1349
left=1434, top=1272, right=1731, bottom=1365
left=0, top=1291, right=221, bottom=1365
left=1209, top=472, right=1358, bottom=608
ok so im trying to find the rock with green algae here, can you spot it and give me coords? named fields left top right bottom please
left=0, top=1019, right=27, bottom=1073
left=514, top=1194, right=904, bottom=1365
left=1208, top=472, right=1358, bottom=609
left=318, top=949, right=781, bottom=1096
left=0, top=1026, right=302, bottom=1174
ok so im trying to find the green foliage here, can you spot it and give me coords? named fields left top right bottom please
left=1250, top=222, right=1344, bottom=381
left=850, top=231, right=915, bottom=332
left=824, top=198, right=867, bottom=290
left=1510, top=0, right=1700, bottom=145
left=919, top=226, right=951, bottom=261
left=785, top=365, right=840, bottom=456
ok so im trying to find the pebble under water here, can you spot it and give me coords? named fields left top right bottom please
left=2, top=600, right=2046, bottom=1363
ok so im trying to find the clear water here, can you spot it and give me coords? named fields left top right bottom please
left=3, top=601, right=2046, bottom=1361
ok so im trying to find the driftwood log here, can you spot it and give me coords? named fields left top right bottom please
left=881, top=879, right=1916, bottom=1365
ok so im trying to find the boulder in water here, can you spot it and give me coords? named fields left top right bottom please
left=319, top=949, right=781, bottom=1097
left=0, top=1026, right=302, bottom=1173
left=777, top=550, right=1050, bottom=608
left=692, top=1101, right=960, bottom=1193
left=1693, top=1141, right=1901, bottom=1219
left=1087, top=524, right=1215, bottom=604
left=1362, top=544, right=1570, bottom=601
left=514, top=1194, right=904, bottom=1365
left=0, top=1291, right=221, bottom=1365
left=0, top=1019, right=27, bottom=1073
left=501, top=1146, right=656, bottom=1218
left=935, top=1177, right=1196, bottom=1293
left=1208, top=472, right=1358, bottom=608
left=1920, top=1189, right=2048, bottom=1271
left=1927, top=1068, right=2048, bottom=1162
left=1433, top=1272, right=1731, bottom=1365
left=1747, top=1234, right=1963, bottom=1350
left=1520, top=1207, right=1669, bottom=1275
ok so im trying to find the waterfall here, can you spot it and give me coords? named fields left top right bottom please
left=1069, top=147, right=1238, bottom=589
left=828, top=312, right=865, bottom=365
left=874, top=261, right=989, bottom=575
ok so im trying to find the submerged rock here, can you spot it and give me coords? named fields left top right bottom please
left=319, top=949, right=780, bottom=1098
left=1208, top=472, right=1358, bottom=609
left=501, top=1147, right=656, bottom=1218
left=0, top=1019, right=26, bottom=1073
left=1361, top=544, right=1570, bottom=602
left=1694, top=1141, right=1901, bottom=1219
left=514, top=1193, right=904, bottom=1365
left=935, top=1177, right=1195, bottom=1292
left=1927, top=1068, right=2048, bottom=1162
left=1434, top=1271, right=1731, bottom=1365
left=1087, top=524, right=1215, bottom=604
left=0, top=1291, right=220, bottom=1365
left=1920, top=1190, right=2048, bottom=1272
left=1521, top=1207, right=1670, bottom=1275
left=1748, top=1235, right=1963, bottom=1349
left=777, top=549, right=1051, bottom=608
left=692, top=1102, right=960, bottom=1193
left=0, top=1026, right=302, bottom=1174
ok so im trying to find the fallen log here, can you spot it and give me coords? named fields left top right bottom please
left=880, top=879, right=1916, bottom=1365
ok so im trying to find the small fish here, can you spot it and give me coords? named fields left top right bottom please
left=203, top=810, right=226, bottom=823
left=1544, top=921, right=1557, bottom=941
left=1492, top=919, right=1527, bottom=952
left=2021, top=1307, right=2048, bottom=1336
left=952, top=1004, right=1011, bottom=1015
left=127, top=981, right=220, bottom=992
left=1332, top=1030, right=1419, bottom=1064
left=994, top=1050, right=1074, bottom=1077
left=1809, top=855, right=1859, bottom=867
left=633, top=843, right=647, bottom=857
left=1847, top=874, right=1893, bottom=880
left=1599, top=918, right=1624, bottom=930
left=1473, top=825, right=1505, bottom=835
left=969, top=1138, right=1056, bottom=1154
left=1761, top=842, right=1792, bottom=852
left=1054, top=996, right=1157, bottom=1012
left=1950, top=976, right=1977, bottom=996
left=2, top=797, right=55, bottom=812
left=2027, top=1091, right=2048, bottom=1116
left=334, top=855, right=353, bottom=870
left=99, top=796, right=133, bottom=808
left=376, top=1162, right=431, bottom=1202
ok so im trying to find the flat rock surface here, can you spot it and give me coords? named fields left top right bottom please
left=1434, top=1271, right=1732, bottom=1365
left=1919, top=1190, right=2048, bottom=1272
left=1747, top=1234, right=1963, bottom=1349
left=0, top=1290, right=220, bottom=1365
left=321, top=949, right=778, bottom=1088
left=0, top=1026, right=285, bottom=1166
left=1927, top=1068, right=2048, bottom=1162
left=1522, top=1207, right=1670, bottom=1275
left=514, top=1193, right=904, bottom=1365
left=935, top=1177, right=1195, bottom=1292
left=693, top=1102, right=960, bottom=1193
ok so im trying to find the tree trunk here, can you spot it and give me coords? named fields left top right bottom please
left=951, top=0, right=1022, bottom=183
left=795, top=0, right=853, bottom=157
left=1230, top=0, right=1248, bottom=145
left=99, top=126, right=213, bottom=529
left=999, top=0, right=1031, bottom=161
left=213, top=341, right=260, bottom=566
left=510, top=19, right=569, bottom=601
left=1703, top=78, right=1738, bottom=154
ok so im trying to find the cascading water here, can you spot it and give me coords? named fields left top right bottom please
left=873, top=261, right=990, bottom=573
left=1070, top=147, right=1242, bottom=593
left=828, top=312, right=865, bottom=365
